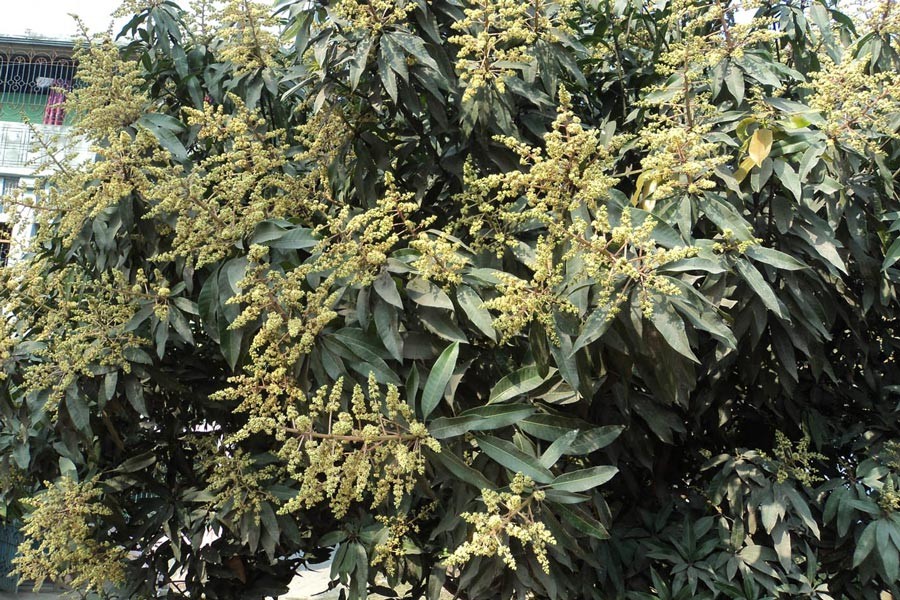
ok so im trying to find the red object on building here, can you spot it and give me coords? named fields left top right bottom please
left=42, top=79, right=69, bottom=125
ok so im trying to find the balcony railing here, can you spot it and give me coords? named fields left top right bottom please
left=0, top=50, right=75, bottom=125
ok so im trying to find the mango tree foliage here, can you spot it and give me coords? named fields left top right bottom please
left=0, top=0, right=899, bottom=598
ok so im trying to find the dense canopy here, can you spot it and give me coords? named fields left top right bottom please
left=1, top=0, right=900, bottom=598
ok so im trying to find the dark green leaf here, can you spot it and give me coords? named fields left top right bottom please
left=421, top=342, right=458, bottom=419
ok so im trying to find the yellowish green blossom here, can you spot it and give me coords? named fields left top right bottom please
left=329, top=0, right=416, bottom=34
left=449, top=0, right=576, bottom=101
left=445, top=473, right=556, bottom=573
left=13, top=478, right=126, bottom=593
left=272, top=376, right=440, bottom=518
left=806, top=54, right=900, bottom=154
left=458, top=90, right=697, bottom=338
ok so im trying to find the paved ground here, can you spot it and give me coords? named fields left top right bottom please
left=0, top=564, right=343, bottom=600
left=283, top=560, right=342, bottom=600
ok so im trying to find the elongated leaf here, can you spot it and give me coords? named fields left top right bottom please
left=571, top=307, right=615, bottom=354
left=735, top=258, right=789, bottom=319
left=66, top=390, right=91, bottom=434
left=877, top=520, right=900, bottom=582
left=405, top=363, right=420, bottom=409
left=540, top=430, right=578, bottom=468
left=489, top=366, right=553, bottom=404
left=427, top=415, right=482, bottom=439
left=138, top=113, right=188, bottom=161
left=421, top=342, right=458, bottom=419
left=746, top=246, right=808, bottom=271
left=773, top=159, right=802, bottom=201
left=475, top=435, right=554, bottom=483
left=407, top=277, right=454, bottom=310
left=374, top=270, right=403, bottom=308
left=418, top=307, right=468, bottom=343
left=649, top=301, right=699, bottom=363
left=373, top=296, right=403, bottom=362
left=457, top=285, right=497, bottom=341
left=349, top=36, right=374, bottom=91
left=426, top=447, right=495, bottom=491
left=550, top=466, right=618, bottom=493
left=748, top=128, right=773, bottom=167
left=884, top=237, right=900, bottom=270
left=265, top=227, right=318, bottom=250
left=853, top=521, right=878, bottom=567
left=390, top=32, right=440, bottom=72
left=429, top=404, right=535, bottom=439
left=554, top=503, right=609, bottom=539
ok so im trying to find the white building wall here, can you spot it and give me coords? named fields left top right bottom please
left=0, top=121, right=93, bottom=263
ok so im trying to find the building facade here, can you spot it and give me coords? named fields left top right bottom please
left=0, top=35, right=83, bottom=594
left=0, top=35, right=91, bottom=265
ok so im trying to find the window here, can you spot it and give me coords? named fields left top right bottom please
left=0, top=176, right=20, bottom=195
left=0, top=224, right=11, bottom=266
left=0, top=176, right=19, bottom=214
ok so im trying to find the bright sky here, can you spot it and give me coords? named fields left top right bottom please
left=1, top=0, right=126, bottom=39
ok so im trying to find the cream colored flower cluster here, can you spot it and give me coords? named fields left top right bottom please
left=458, top=89, right=697, bottom=336
left=449, top=0, right=576, bottom=101
left=13, top=478, right=126, bottom=593
left=807, top=55, right=900, bottom=155
left=445, top=474, right=556, bottom=573
left=147, top=95, right=294, bottom=267
left=329, top=0, right=417, bottom=34
left=274, top=375, right=440, bottom=519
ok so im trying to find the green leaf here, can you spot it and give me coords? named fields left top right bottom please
left=418, top=307, right=468, bottom=343
left=220, top=327, right=243, bottom=371
left=883, top=237, right=900, bottom=270
left=349, top=37, right=374, bottom=91
left=520, top=416, right=624, bottom=455
left=649, top=300, right=699, bottom=363
left=554, top=503, right=609, bottom=539
left=405, top=363, right=420, bottom=409
left=571, top=306, right=615, bottom=354
left=704, top=195, right=756, bottom=241
left=138, top=113, right=188, bottom=162
left=390, top=32, right=440, bottom=72
left=264, top=227, right=319, bottom=250
left=540, top=430, right=578, bottom=468
left=489, top=366, right=553, bottom=404
left=59, top=457, right=78, bottom=481
left=853, top=521, right=878, bottom=568
left=735, top=258, right=789, bottom=319
left=798, top=144, right=823, bottom=179
left=425, top=447, right=495, bottom=491
left=773, top=159, right=802, bottom=201
left=116, top=452, right=157, bottom=473
left=725, top=63, right=744, bottom=104
left=65, top=390, right=90, bottom=434
left=407, top=277, right=454, bottom=310
left=374, top=270, right=403, bottom=308
left=475, top=434, right=554, bottom=483
left=550, top=466, right=618, bottom=493
left=326, top=334, right=400, bottom=385
left=421, top=342, right=459, bottom=419
left=168, top=308, right=195, bottom=345
left=877, top=520, right=900, bottom=582
left=124, top=375, right=148, bottom=416
left=429, top=404, right=535, bottom=439
left=457, top=285, right=497, bottom=341
left=373, top=296, right=403, bottom=362
left=745, top=246, right=809, bottom=271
